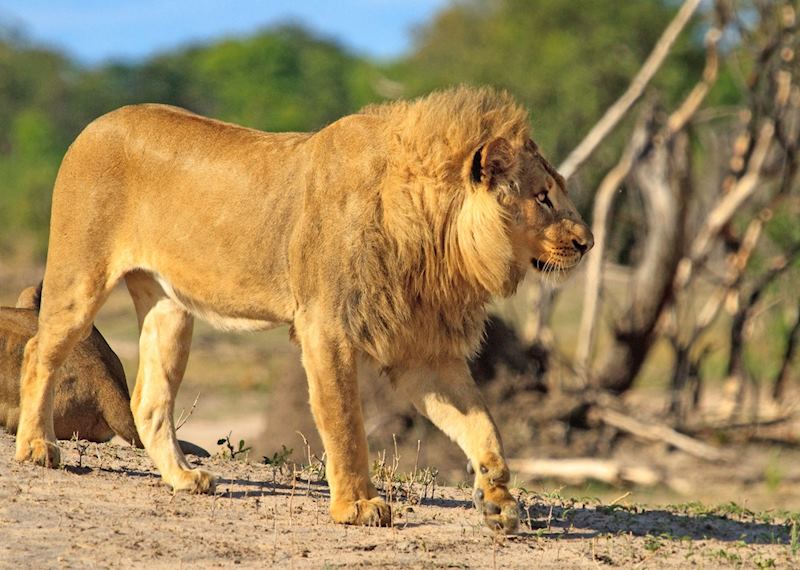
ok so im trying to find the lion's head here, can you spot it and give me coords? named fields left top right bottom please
left=468, top=137, right=593, bottom=289
left=372, top=86, right=593, bottom=310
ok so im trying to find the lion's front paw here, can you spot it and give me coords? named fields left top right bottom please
left=331, top=497, right=392, bottom=527
left=169, top=468, right=217, bottom=494
left=473, top=485, right=520, bottom=534
left=15, top=437, right=60, bottom=468
left=472, top=455, right=520, bottom=534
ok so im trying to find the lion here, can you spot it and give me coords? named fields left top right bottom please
left=2, top=286, right=208, bottom=456
left=15, top=86, right=593, bottom=533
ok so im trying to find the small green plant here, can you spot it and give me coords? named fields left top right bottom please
left=294, top=431, right=326, bottom=485
left=262, top=444, right=295, bottom=486
left=715, top=501, right=755, bottom=520
left=597, top=503, right=636, bottom=515
left=791, top=519, right=799, bottom=557
left=755, top=558, right=776, bottom=569
left=371, top=438, right=438, bottom=506
left=217, top=431, right=251, bottom=460
left=644, top=535, right=662, bottom=553
left=263, top=445, right=293, bottom=469
left=712, top=548, right=742, bottom=564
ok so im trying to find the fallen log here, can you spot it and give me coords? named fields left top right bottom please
left=592, top=407, right=729, bottom=461
left=508, top=457, right=690, bottom=494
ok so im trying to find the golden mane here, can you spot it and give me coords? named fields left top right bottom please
left=364, top=86, right=530, bottom=184
left=345, top=86, right=532, bottom=362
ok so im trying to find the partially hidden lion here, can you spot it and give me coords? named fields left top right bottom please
left=15, top=86, right=592, bottom=533
left=2, top=286, right=208, bottom=456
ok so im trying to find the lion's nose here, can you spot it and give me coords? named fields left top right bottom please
left=572, top=225, right=594, bottom=256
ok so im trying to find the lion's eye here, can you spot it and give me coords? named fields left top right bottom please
left=536, top=191, right=553, bottom=208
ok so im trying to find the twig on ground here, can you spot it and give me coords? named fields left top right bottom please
left=610, top=491, right=632, bottom=506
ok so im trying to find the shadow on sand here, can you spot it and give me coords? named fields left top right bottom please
left=521, top=501, right=794, bottom=545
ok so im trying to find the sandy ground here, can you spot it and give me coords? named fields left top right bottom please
left=2, top=268, right=799, bottom=567
left=1, top=433, right=797, bottom=569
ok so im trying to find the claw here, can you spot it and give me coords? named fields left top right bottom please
left=485, top=502, right=501, bottom=515
left=473, top=487, right=484, bottom=508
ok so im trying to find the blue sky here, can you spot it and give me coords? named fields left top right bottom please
left=0, top=0, right=450, bottom=65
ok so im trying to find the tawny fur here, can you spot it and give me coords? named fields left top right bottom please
left=1, top=287, right=136, bottom=443
left=15, top=86, right=592, bottom=532
left=1, top=287, right=208, bottom=456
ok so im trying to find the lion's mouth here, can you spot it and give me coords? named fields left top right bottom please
left=531, top=257, right=577, bottom=273
left=531, top=257, right=553, bottom=272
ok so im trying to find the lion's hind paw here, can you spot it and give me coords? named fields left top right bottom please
left=15, top=437, right=60, bottom=468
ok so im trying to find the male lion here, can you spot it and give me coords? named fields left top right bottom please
left=16, top=86, right=592, bottom=533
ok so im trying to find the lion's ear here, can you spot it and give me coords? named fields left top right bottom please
left=470, top=137, right=515, bottom=189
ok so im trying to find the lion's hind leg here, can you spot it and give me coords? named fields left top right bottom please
left=393, top=360, right=520, bottom=533
left=125, top=270, right=215, bottom=494
left=15, top=277, right=111, bottom=467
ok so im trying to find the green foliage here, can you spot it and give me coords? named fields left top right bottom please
left=389, top=0, right=704, bottom=161
left=192, top=25, right=379, bottom=131
left=644, top=534, right=663, bottom=552
left=262, top=444, right=293, bottom=468
left=764, top=206, right=800, bottom=252
left=712, top=548, right=743, bottom=564
left=0, top=25, right=383, bottom=259
left=0, top=108, right=61, bottom=254
left=217, top=431, right=252, bottom=460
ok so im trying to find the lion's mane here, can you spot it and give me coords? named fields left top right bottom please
left=342, top=87, right=531, bottom=365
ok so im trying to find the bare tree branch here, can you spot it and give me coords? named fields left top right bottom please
left=592, top=407, right=729, bottom=461
left=574, top=111, right=652, bottom=371
left=558, top=0, right=702, bottom=179
left=593, top=129, right=692, bottom=393
left=725, top=246, right=800, bottom=415
left=576, top=8, right=727, bottom=374
left=674, top=120, right=776, bottom=289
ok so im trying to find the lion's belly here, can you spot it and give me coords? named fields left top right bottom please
left=152, top=273, right=286, bottom=332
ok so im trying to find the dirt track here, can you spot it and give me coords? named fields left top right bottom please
left=1, top=433, right=797, bottom=568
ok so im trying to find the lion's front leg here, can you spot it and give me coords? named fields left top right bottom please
left=296, top=313, right=391, bottom=527
left=393, top=360, right=519, bottom=533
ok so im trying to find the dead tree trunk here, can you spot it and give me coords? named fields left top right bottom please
left=593, top=128, right=692, bottom=393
